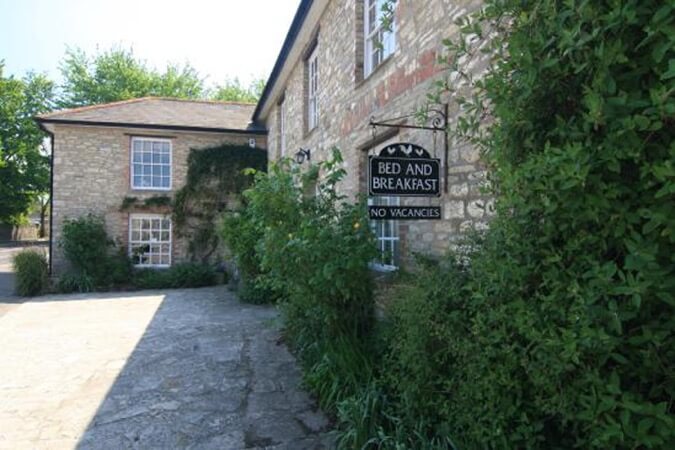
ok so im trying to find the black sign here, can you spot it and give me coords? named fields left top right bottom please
left=368, top=143, right=441, bottom=197
left=369, top=206, right=442, bottom=221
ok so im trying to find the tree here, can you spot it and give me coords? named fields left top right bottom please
left=0, top=63, right=54, bottom=225
left=58, top=47, right=204, bottom=107
left=211, top=77, right=265, bottom=103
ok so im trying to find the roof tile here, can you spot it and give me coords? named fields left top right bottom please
left=38, top=97, right=256, bottom=130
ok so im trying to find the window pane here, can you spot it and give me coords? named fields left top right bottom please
left=161, top=153, right=170, bottom=164
left=133, top=151, right=141, bottom=162
left=162, top=143, right=170, bottom=152
left=161, top=219, right=171, bottom=229
left=131, top=231, right=140, bottom=241
left=153, top=152, right=161, bottom=163
left=133, top=176, right=142, bottom=187
left=152, top=142, right=162, bottom=152
left=161, top=177, right=170, bottom=188
left=153, top=166, right=162, bottom=177
left=143, top=141, right=151, bottom=151
left=142, top=152, right=151, bottom=163
left=133, top=140, right=143, bottom=151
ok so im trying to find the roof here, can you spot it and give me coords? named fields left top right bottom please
left=252, top=0, right=315, bottom=121
left=37, top=97, right=264, bottom=134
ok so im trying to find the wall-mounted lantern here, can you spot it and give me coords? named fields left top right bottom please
left=294, top=148, right=311, bottom=164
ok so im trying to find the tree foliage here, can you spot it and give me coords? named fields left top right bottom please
left=0, top=63, right=54, bottom=224
left=58, top=47, right=204, bottom=107
left=211, top=77, right=265, bottom=103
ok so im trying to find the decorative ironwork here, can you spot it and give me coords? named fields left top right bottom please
left=369, top=104, right=449, bottom=193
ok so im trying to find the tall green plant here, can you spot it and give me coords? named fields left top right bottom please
left=59, top=214, right=132, bottom=289
left=373, top=0, right=675, bottom=448
left=12, top=249, right=49, bottom=297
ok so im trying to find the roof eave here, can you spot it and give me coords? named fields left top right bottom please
left=35, top=117, right=268, bottom=135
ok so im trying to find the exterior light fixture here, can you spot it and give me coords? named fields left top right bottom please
left=294, top=148, right=311, bottom=164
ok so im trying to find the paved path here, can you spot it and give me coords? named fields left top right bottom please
left=0, top=287, right=333, bottom=449
left=0, top=245, right=20, bottom=300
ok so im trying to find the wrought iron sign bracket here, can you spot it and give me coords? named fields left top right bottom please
left=369, top=104, right=449, bottom=193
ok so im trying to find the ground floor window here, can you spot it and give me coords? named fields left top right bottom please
left=369, top=196, right=400, bottom=270
left=129, top=214, right=171, bottom=267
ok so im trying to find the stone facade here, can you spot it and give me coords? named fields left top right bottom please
left=48, top=123, right=265, bottom=274
left=259, top=0, right=491, bottom=266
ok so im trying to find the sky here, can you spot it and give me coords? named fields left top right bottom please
left=0, top=0, right=300, bottom=88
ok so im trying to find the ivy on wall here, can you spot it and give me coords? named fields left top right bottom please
left=119, top=195, right=172, bottom=211
left=173, top=144, right=267, bottom=262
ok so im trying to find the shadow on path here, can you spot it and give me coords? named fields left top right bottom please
left=72, top=287, right=333, bottom=449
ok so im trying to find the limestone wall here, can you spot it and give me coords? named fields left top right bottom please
left=263, top=0, right=492, bottom=263
left=51, top=124, right=265, bottom=274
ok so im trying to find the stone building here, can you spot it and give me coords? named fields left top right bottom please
left=255, top=0, right=490, bottom=269
left=37, top=98, right=265, bottom=274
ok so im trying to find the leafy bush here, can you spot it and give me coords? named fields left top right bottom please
left=57, top=272, right=95, bottom=293
left=60, top=214, right=132, bottom=288
left=247, top=152, right=377, bottom=340
left=222, top=207, right=279, bottom=304
left=222, top=150, right=378, bottom=416
left=330, top=0, right=675, bottom=447
left=12, top=249, right=49, bottom=296
left=133, top=263, right=218, bottom=290
left=335, top=0, right=675, bottom=448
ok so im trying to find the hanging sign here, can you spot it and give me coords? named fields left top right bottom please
left=368, top=143, right=441, bottom=197
left=368, top=205, right=441, bottom=221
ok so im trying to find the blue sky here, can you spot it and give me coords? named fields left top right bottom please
left=0, top=0, right=300, bottom=87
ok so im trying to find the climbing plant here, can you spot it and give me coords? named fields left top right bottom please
left=173, top=144, right=267, bottom=262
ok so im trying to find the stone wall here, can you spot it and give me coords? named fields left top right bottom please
left=51, top=124, right=265, bottom=274
left=263, top=0, right=491, bottom=264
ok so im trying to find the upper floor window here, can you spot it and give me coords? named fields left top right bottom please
left=131, top=137, right=171, bottom=190
left=364, top=0, right=397, bottom=77
left=307, top=47, right=319, bottom=131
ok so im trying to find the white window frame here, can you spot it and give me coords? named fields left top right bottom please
left=368, top=195, right=400, bottom=271
left=279, top=99, right=287, bottom=157
left=128, top=214, right=172, bottom=268
left=364, top=0, right=397, bottom=77
left=307, top=47, right=319, bottom=131
left=130, top=136, right=172, bottom=191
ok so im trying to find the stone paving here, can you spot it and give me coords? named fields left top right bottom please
left=0, top=286, right=333, bottom=449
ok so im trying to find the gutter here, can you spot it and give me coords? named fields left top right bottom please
left=36, top=121, right=55, bottom=276
left=35, top=118, right=268, bottom=135
left=252, top=0, right=315, bottom=122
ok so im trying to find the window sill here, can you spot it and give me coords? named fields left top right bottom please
left=369, top=262, right=398, bottom=273
left=130, top=187, right=173, bottom=192
left=133, top=264, right=170, bottom=269
left=304, top=125, right=318, bottom=139
left=355, top=53, right=396, bottom=90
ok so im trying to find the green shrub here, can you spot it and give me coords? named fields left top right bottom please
left=346, top=0, right=675, bottom=447
left=60, top=214, right=132, bottom=288
left=222, top=208, right=280, bottom=304
left=222, top=150, right=378, bottom=417
left=12, top=249, right=49, bottom=296
left=57, top=272, right=95, bottom=293
left=133, top=263, right=218, bottom=290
